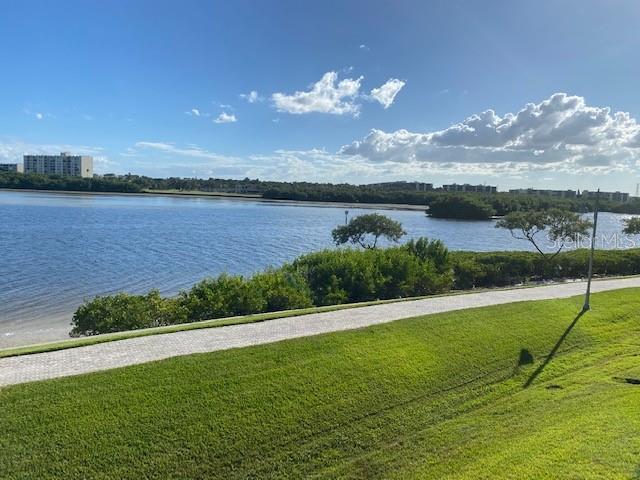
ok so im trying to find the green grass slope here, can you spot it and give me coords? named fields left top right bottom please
left=1, top=289, right=639, bottom=479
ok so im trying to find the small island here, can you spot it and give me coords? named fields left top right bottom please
left=427, top=195, right=496, bottom=220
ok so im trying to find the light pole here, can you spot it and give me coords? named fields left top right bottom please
left=583, top=189, right=600, bottom=312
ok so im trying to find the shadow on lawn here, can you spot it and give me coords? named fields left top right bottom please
left=518, top=348, right=534, bottom=366
left=523, top=310, right=586, bottom=388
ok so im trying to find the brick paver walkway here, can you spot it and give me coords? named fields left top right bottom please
left=1, top=277, right=639, bottom=387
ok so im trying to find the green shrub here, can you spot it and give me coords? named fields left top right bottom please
left=452, top=257, right=485, bottom=289
left=179, top=274, right=266, bottom=322
left=557, top=249, right=640, bottom=278
left=70, top=246, right=640, bottom=337
left=71, top=290, right=187, bottom=336
left=249, top=269, right=314, bottom=312
left=404, top=237, right=450, bottom=272
left=451, top=251, right=544, bottom=287
left=293, top=249, right=382, bottom=305
left=450, top=248, right=640, bottom=288
left=293, top=245, right=453, bottom=305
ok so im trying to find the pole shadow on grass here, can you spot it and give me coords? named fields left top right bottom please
left=523, top=310, right=586, bottom=388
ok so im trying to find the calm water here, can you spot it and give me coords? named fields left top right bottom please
left=0, top=190, right=634, bottom=346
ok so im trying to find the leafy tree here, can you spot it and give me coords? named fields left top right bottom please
left=332, top=213, right=406, bottom=249
left=428, top=195, right=496, bottom=220
left=623, top=217, right=640, bottom=235
left=496, top=209, right=592, bottom=260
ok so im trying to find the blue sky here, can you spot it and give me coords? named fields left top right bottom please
left=2, top=0, right=640, bottom=191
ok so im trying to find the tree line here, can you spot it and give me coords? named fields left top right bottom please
left=2, top=171, right=639, bottom=215
left=0, top=171, right=141, bottom=192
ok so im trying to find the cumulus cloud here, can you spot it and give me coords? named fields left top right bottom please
left=127, top=93, right=640, bottom=186
left=340, top=93, right=640, bottom=173
left=213, top=112, right=237, bottom=124
left=272, top=71, right=364, bottom=116
left=240, top=90, right=261, bottom=103
left=370, top=79, right=405, bottom=109
left=271, top=72, right=407, bottom=116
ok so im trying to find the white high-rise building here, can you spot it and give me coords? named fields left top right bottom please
left=23, top=152, right=93, bottom=178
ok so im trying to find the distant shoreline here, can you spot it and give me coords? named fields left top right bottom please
left=0, top=188, right=428, bottom=212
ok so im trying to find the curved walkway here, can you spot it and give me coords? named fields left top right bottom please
left=2, top=277, right=639, bottom=387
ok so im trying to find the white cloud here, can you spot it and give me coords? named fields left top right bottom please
left=124, top=94, right=640, bottom=187
left=24, top=108, right=48, bottom=120
left=130, top=142, right=242, bottom=165
left=272, top=71, right=363, bottom=116
left=271, top=72, right=406, bottom=116
left=126, top=141, right=410, bottom=183
left=213, top=112, right=237, bottom=124
left=240, top=90, right=261, bottom=103
left=369, top=78, right=405, bottom=109
left=0, top=141, right=104, bottom=161
left=131, top=142, right=227, bottom=158
left=186, top=108, right=212, bottom=118
left=359, top=44, right=370, bottom=51
left=340, top=93, right=640, bottom=174
left=124, top=124, right=639, bottom=189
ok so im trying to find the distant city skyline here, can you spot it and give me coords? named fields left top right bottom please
left=1, top=1, right=640, bottom=191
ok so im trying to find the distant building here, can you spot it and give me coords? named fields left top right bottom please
left=0, top=163, right=23, bottom=173
left=23, top=152, right=93, bottom=178
left=442, top=183, right=497, bottom=194
left=368, top=181, right=434, bottom=191
left=582, top=190, right=629, bottom=203
left=509, top=188, right=578, bottom=199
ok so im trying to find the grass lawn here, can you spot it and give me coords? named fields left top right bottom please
left=1, top=289, right=639, bottom=479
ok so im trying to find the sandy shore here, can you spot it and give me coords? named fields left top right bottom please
left=0, top=188, right=428, bottom=212
left=0, top=316, right=72, bottom=349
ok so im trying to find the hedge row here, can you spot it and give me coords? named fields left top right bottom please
left=70, top=242, right=640, bottom=336
left=450, top=249, right=640, bottom=289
